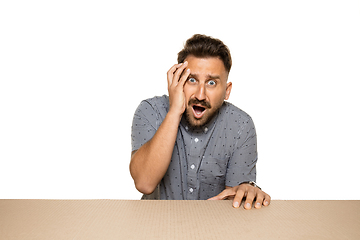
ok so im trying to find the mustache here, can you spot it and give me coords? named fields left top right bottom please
left=188, top=99, right=211, bottom=108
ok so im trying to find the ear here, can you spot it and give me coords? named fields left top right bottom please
left=224, top=82, right=232, bottom=100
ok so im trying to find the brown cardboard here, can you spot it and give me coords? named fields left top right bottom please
left=0, top=200, right=359, bottom=239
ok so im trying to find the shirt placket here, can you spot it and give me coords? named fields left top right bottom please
left=186, top=134, right=204, bottom=200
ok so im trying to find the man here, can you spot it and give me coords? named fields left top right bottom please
left=130, top=34, right=270, bottom=209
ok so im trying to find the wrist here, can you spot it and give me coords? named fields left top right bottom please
left=241, top=181, right=262, bottom=190
left=167, top=107, right=184, bottom=120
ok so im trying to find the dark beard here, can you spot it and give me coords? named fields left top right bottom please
left=184, top=106, right=220, bottom=128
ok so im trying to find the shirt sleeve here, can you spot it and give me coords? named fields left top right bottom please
left=225, top=117, right=257, bottom=187
left=131, top=100, right=158, bottom=152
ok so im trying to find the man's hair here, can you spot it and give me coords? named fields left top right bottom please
left=177, top=34, right=232, bottom=73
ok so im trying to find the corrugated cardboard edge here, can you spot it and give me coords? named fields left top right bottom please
left=0, top=200, right=359, bottom=239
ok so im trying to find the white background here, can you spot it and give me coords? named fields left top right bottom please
left=1, top=0, right=359, bottom=200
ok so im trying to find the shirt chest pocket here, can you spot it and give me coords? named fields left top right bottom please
left=198, top=157, right=228, bottom=199
left=199, top=157, right=227, bottom=186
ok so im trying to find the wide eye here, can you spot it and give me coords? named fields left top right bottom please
left=188, top=77, right=196, bottom=83
left=208, top=80, right=216, bottom=86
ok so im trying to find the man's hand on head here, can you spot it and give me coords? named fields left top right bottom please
left=208, top=183, right=271, bottom=210
left=167, top=62, right=190, bottom=117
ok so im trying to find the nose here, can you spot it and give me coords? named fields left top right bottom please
left=195, top=83, right=206, bottom=101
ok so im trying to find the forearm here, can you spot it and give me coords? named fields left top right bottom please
left=130, top=62, right=189, bottom=195
left=129, top=110, right=181, bottom=194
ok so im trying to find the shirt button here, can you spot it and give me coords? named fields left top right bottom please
left=185, top=126, right=189, bottom=131
left=190, top=164, right=195, bottom=169
left=204, top=127, right=208, bottom=133
left=194, top=138, right=199, bottom=143
left=189, top=188, right=194, bottom=193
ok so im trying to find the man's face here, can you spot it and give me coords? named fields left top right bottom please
left=183, top=55, right=232, bottom=127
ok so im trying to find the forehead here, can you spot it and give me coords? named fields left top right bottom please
left=184, top=56, right=228, bottom=77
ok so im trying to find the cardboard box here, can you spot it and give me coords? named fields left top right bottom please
left=0, top=200, right=359, bottom=239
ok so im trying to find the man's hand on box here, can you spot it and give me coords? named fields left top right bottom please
left=208, top=183, right=271, bottom=210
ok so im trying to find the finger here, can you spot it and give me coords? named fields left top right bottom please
left=167, top=63, right=183, bottom=77
left=243, top=188, right=256, bottom=210
left=178, top=68, right=190, bottom=88
left=208, top=188, right=235, bottom=201
left=172, top=61, right=188, bottom=87
left=263, top=193, right=271, bottom=206
left=167, top=63, right=183, bottom=88
left=254, top=191, right=265, bottom=209
left=232, top=187, right=245, bottom=208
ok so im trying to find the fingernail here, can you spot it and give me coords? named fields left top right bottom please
left=256, top=202, right=261, bottom=208
left=233, top=201, right=240, bottom=208
left=245, top=203, right=251, bottom=209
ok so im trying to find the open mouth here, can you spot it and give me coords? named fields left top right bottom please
left=192, top=105, right=206, bottom=119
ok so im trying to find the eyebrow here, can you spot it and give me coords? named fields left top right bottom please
left=189, top=73, right=221, bottom=80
